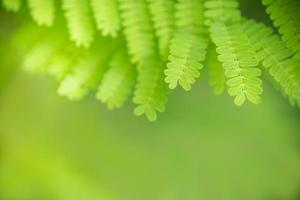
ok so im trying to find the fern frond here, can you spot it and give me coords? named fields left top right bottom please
left=262, top=0, right=300, bottom=59
left=20, top=24, right=123, bottom=102
left=147, top=0, right=175, bottom=59
left=58, top=38, right=117, bottom=100
left=19, top=26, right=78, bottom=78
left=90, top=0, right=121, bottom=37
left=206, top=43, right=225, bottom=95
left=204, top=0, right=241, bottom=25
left=133, top=58, right=168, bottom=121
left=47, top=46, right=80, bottom=81
left=165, top=29, right=208, bottom=90
left=62, top=0, right=95, bottom=48
left=210, top=22, right=262, bottom=105
left=242, top=19, right=300, bottom=105
left=119, top=0, right=156, bottom=63
left=96, top=48, right=135, bottom=109
left=164, top=0, right=208, bottom=90
left=175, top=0, right=205, bottom=31
left=58, top=53, right=102, bottom=100
left=22, top=40, right=59, bottom=73
left=27, top=0, right=55, bottom=26
left=1, top=0, right=22, bottom=12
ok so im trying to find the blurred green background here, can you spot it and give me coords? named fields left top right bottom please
left=1, top=2, right=300, bottom=200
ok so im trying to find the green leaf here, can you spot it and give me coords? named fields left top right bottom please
left=27, top=0, right=55, bottom=26
left=62, top=0, right=95, bottom=47
left=90, top=0, right=121, bottom=37
left=210, top=22, right=262, bottom=105
left=133, top=57, right=168, bottom=121
left=2, top=0, right=22, bottom=12
left=97, top=48, right=135, bottom=109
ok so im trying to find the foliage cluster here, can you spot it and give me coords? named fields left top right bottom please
left=1, top=0, right=300, bottom=121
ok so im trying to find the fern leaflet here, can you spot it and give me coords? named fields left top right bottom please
left=58, top=38, right=117, bottom=100
left=97, top=48, right=135, bottom=109
left=262, top=0, right=300, bottom=59
left=133, top=58, right=168, bottom=121
left=165, top=0, right=208, bottom=91
left=22, top=40, right=58, bottom=73
left=20, top=27, right=78, bottom=79
left=62, top=0, right=95, bottom=48
left=204, top=0, right=241, bottom=25
left=119, top=0, right=156, bottom=63
left=147, top=0, right=175, bottom=60
left=27, top=0, right=55, bottom=26
left=165, top=29, right=208, bottom=90
left=175, top=0, right=205, bottom=30
left=90, top=0, right=121, bottom=37
left=2, top=0, right=22, bottom=12
left=47, top=47, right=80, bottom=81
left=58, top=53, right=101, bottom=100
left=206, top=43, right=225, bottom=95
left=242, top=19, right=300, bottom=106
left=210, top=22, right=262, bottom=105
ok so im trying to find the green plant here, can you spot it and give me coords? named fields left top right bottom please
left=1, top=0, right=300, bottom=121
